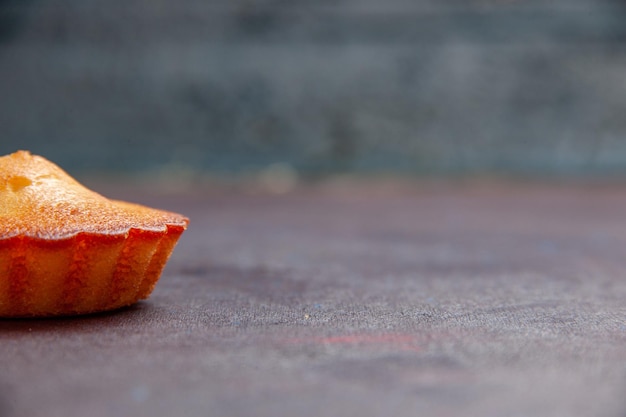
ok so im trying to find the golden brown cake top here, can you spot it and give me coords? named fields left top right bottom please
left=0, top=150, right=189, bottom=240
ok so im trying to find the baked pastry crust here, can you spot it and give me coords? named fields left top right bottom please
left=0, top=151, right=188, bottom=317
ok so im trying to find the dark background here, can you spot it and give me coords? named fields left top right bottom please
left=6, top=4, right=626, bottom=417
left=2, top=0, right=626, bottom=178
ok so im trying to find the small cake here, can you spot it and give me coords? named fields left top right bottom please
left=0, top=150, right=189, bottom=317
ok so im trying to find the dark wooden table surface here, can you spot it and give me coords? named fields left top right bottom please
left=3, top=180, right=626, bottom=417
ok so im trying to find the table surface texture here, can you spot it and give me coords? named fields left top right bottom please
left=3, top=181, right=626, bottom=417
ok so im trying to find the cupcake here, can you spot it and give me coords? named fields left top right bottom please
left=0, top=150, right=189, bottom=317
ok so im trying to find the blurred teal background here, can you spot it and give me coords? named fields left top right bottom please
left=2, top=0, right=626, bottom=178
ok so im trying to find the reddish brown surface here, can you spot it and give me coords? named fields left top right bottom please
left=2, top=181, right=626, bottom=416
left=0, top=226, right=186, bottom=317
